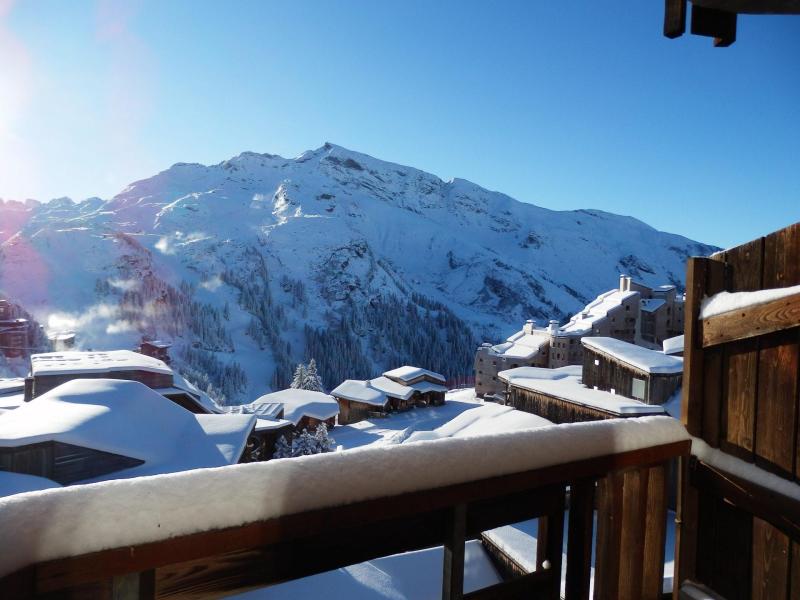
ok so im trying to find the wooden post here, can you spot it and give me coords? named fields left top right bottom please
left=565, top=479, right=595, bottom=600
left=112, top=570, right=155, bottom=600
left=663, top=0, right=687, bottom=38
left=674, top=456, right=698, bottom=598
left=594, top=471, right=624, bottom=600
left=641, top=465, right=668, bottom=600
left=443, top=504, right=466, bottom=600
left=683, top=258, right=709, bottom=438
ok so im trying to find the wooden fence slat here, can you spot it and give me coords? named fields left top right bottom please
left=721, top=338, right=758, bottom=460
left=752, top=517, right=790, bottom=600
left=594, top=471, right=624, bottom=600
left=683, top=258, right=710, bottom=438
left=755, top=330, right=799, bottom=476
left=791, top=541, right=800, bottom=599
left=443, top=504, right=467, bottom=600
left=673, top=456, right=698, bottom=599
left=565, top=479, right=595, bottom=600
left=642, top=465, right=668, bottom=600
left=619, top=468, right=649, bottom=600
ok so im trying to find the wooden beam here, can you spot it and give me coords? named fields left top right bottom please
left=690, top=5, right=737, bottom=46
left=664, top=0, right=688, bottom=38
left=443, top=504, right=467, bottom=600
left=701, top=291, right=800, bottom=348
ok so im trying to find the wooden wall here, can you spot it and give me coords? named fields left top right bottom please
left=679, top=222, right=800, bottom=600
left=582, top=347, right=682, bottom=406
left=508, top=386, right=627, bottom=424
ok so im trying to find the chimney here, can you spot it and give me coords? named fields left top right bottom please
left=524, top=319, right=535, bottom=334
left=619, top=274, right=627, bottom=292
left=626, top=276, right=633, bottom=291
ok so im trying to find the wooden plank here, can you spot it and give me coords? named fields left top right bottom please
left=763, top=222, right=800, bottom=290
left=751, top=517, right=790, bottom=600
left=755, top=329, right=799, bottom=476
left=701, top=292, right=800, bottom=347
left=721, top=337, right=758, bottom=460
left=691, top=460, right=800, bottom=540
left=443, top=504, right=467, bottom=600
left=463, top=569, right=551, bottom=600
left=565, top=479, right=595, bottom=600
left=112, top=570, right=155, bottom=600
left=673, top=457, right=698, bottom=599
left=544, top=499, right=565, bottom=600
left=619, top=468, right=649, bottom=600
left=594, top=471, right=624, bottom=600
left=642, top=466, right=668, bottom=600
left=726, top=236, right=764, bottom=293
left=701, top=260, right=728, bottom=447
left=664, top=0, right=687, bottom=38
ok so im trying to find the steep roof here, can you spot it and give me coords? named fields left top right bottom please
left=488, top=330, right=550, bottom=360
left=370, top=376, right=415, bottom=400
left=30, top=350, right=172, bottom=377
left=560, top=289, right=639, bottom=336
left=582, top=337, right=684, bottom=374
left=253, top=389, right=339, bottom=426
left=0, top=379, right=254, bottom=482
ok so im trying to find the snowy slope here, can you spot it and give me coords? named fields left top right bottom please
left=0, top=143, right=716, bottom=402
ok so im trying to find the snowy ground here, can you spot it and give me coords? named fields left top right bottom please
left=226, top=540, right=502, bottom=600
left=482, top=510, right=677, bottom=596
left=332, top=388, right=551, bottom=450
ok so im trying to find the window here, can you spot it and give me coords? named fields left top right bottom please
left=594, top=359, right=599, bottom=366
left=632, top=378, right=646, bottom=400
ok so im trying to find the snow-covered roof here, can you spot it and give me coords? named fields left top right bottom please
left=0, top=379, right=255, bottom=481
left=488, top=330, right=550, bottom=360
left=171, top=372, right=222, bottom=413
left=0, top=392, right=25, bottom=412
left=582, top=337, right=683, bottom=375
left=330, top=380, right=389, bottom=407
left=382, top=365, right=445, bottom=384
left=640, top=298, right=666, bottom=313
left=253, top=389, right=339, bottom=426
left=499, top=365, right=667, bottom=416
left=142, top=340, right=171, bottom=349
left=408, top=380, right=449, bottom=394
left=699, top=283, right=800, bottom=319
left=662, top=335, right=684, bottom=356
left=0, top=472, right=61, bottom=499
left=254, top=418, right=293, bottom=432
left=370, top=376, right=414, bottom=400
left=30, top=350, right=172, bottom=377
left=560, top=289, right=639, bottom=335
left=0, top=378, right=24, bottom=396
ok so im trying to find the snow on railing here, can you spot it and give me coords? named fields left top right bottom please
left=0, top=416, right=689, bottom=578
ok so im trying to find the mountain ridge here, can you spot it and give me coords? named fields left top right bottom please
left=0, top=143, right=717, bottom=402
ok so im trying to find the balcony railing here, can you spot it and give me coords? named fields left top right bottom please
left=0, top=416, right=689, bottom=600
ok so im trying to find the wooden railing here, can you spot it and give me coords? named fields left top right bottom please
left=0, top=439, right=688, bottom=600
left=677, top=222, right=800, bottom=600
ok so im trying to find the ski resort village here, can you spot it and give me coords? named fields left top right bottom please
left=0, top=2, right=798, bottom=598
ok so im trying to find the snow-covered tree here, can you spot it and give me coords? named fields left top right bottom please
left=271, top=425, right=335, bottom=459
left=290, top=363, right=308, bottom=389
left=303, top=358, right=324, bottom=392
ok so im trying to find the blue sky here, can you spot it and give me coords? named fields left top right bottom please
left=1, top=1, right=797, bottom=248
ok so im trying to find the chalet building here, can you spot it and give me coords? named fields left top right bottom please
left=250, top=388, right=339, bottom=432
left=0, top=299, right=11, bottom=320
left=382, top=365, right=447, bottom=406
left=581, top=337, right=683, bottom=405
left=0, top=379, right=255, bottom=492
left=0, top=318, right=29, bottom=359
left=139, top=339, right=172, bottom=364
left=25, top=350, right=218, bottom=414
left=475, top=274, right=685, bottom=399
left=331, top=377, right=415, bottom=425
left=499, top=365, right=667, bottom=424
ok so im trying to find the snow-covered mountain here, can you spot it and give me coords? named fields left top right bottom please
left=0, top=143, right=716, bottom=402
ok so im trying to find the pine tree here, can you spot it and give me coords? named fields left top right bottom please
left=290, top=363, right=308, bottom=389
left=303, top=358, right=324, bottom=392
left=314, top=422, right=335, bottom=452
left=272, top=435, right=292, bottom=459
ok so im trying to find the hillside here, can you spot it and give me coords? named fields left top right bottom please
left=0, top=143, right=716, bottom=403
